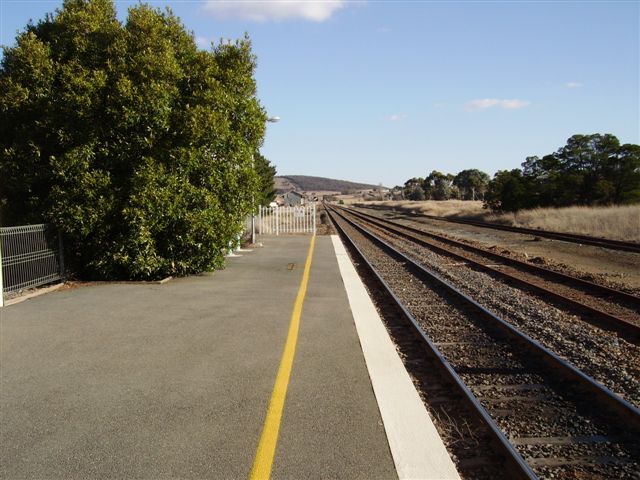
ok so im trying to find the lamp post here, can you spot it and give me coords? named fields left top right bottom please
left=252, top=115, right=280, bottom=245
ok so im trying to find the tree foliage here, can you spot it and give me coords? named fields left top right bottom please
left=254, top=151, right=277, bottom=206
left=483, top=169, right=532, bottom=212
left=403, top=177, right=425, bottom=200
left=453, top=169, right=490, bottom=200
left=485, top=134, right=640, bottom=212
left=398, top=134, right=639, bottom=212
left=403, top=170, right=474, bottom=202
left=423, top=170, right=455, bottom=200
left=0, top=0, right=268, bottom=279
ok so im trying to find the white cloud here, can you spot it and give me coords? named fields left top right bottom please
left=387, top=113, right=407, bottom=121
left=465, top=98, right=530, bottom=111
left=500, top=99, right=530, bottom=109
left=565, top=82, right=583, bottom=88
left=202, top=1, right=346, bottom=22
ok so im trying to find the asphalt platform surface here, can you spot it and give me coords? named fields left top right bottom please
left=0, top=235, right=396, bottom=479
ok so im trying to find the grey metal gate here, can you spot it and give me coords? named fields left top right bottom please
left=0, top=224, right=64, bottom=305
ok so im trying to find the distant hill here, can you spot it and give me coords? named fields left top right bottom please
left=275, top=175, right=381, bottom=194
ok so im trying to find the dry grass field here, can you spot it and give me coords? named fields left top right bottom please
left=360, top=200, right=486, bottom=217
left=490, top=205, right=640, bottom=242
left=356, top=200, right=640, bottom=242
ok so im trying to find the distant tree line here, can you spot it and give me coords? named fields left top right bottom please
left=0, top=0, right=276, bottom=280
left=485, top=134, right=640, bottom=212
left=402, top=169, right=491, bottom=202
left=400, top=134, right=640, bottom=212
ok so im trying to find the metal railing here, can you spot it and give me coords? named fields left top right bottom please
left=258, top=204, right=316, bottom=235
left=0, top=224, right=64, bottom=305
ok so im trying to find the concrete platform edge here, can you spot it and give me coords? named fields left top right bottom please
left=330, top=235, right=461, bottom=480
left=3, top=283, right=65, bottom=306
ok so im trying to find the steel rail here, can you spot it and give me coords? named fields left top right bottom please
left=345, top=206, right=640, bottom=305
left=338, top=205, right=640, bottom=344
left=325, top=206, right=538, bottom=479
left=327, top=204, right=640, bottom=471
left=362, top=207, right=640, bottom=253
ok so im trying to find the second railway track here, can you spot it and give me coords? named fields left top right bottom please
left=391, top=210, right=640, bottom=253
left=337, top=205, right=640, bottom=344
left=326, top=204, right=640, bottom=480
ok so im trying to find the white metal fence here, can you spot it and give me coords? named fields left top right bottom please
left=0, top=224, right=64, bottom=306
left=258, top=204, right=316, bottom=235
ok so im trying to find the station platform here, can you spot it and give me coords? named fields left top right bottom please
left=0, top=235, right=458, bottom=479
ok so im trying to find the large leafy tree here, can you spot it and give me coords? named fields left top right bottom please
left=0, top=0, right=267, bottom=279
left=423, top=170, right=454, bottom=200
left=453, top=169, right=490, bottom=200
left=484, top=169, right=532, bottom=212
left=608, top=144, right=640, bottom=204
left=519, top=134, right=640, bottom=208
left=485, top=134, right=640, bottom=211
left=403, top=177, right=425, bottom=200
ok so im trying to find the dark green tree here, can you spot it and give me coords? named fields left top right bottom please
left=607, top=143, right=640, bottom=204
left=423, top=171, right=453, bottom=200
left=253, top=151, right=277, bottom=206
left=520, top=134, right=640, bottom=207
left=403, top=177, right=425, bottom=200
left=0, top=0, right=267, bottom=279
left=484, top=169, right=532, bottom=212
left=453, top=169, right=490, bottom=200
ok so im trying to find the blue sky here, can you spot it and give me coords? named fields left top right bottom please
left=1, top=1, right=638, bottom=186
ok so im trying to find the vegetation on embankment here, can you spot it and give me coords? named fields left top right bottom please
left=356, top=201, right=640, bottom=242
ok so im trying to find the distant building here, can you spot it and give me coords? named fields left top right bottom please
left=283, top=191, right=305, bottom=206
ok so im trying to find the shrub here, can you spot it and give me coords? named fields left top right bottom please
left=0, top=0, right=267, bottom=279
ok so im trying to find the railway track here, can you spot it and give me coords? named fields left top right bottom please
left=337, top=205, right=640, bottom=344
left=326, top=204, right=640, bottom=480
left=361, top=208, right=640, bottom=253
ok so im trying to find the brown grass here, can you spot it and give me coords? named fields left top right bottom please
left=355, top=200, right=640, bottom=242
left=356, top=200, right=486, bottom=217
left=489, top=205, right=640, bottom=242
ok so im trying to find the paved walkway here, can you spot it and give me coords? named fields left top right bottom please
left=1, top=236, right=396, bottom=479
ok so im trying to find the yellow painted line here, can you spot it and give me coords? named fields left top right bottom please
left=249, top=235, right=316, bottom=480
